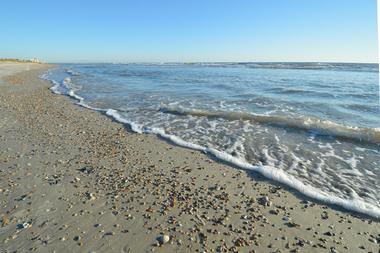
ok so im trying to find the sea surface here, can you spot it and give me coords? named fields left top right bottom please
left=42, top=62, right=380, bottom=218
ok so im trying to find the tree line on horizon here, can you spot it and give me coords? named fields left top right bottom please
left=0, top=58, right=42, bottom=63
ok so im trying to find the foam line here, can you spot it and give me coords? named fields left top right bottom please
left=40, top=70, right=380, bottom=219
left=106, top=109, right=143, bottom=133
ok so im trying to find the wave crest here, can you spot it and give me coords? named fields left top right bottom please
left=159, top=106, right=380, bottom=144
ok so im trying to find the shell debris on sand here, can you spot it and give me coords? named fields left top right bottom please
left=0, top=64, right=379, bottom=253
left=258, top=196, right=272, bottom=206
left=17, top=222, right=31, bottom=229
left=157, top=234, right=170, bottom=245
left=1, top=215, right=9, bottom=227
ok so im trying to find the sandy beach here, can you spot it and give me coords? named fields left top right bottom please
left=0, top=62, right=379, bottom=253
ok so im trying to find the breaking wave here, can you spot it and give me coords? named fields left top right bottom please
left=160, top=106, right=380, bottom=144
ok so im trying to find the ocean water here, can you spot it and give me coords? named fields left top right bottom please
left=41, top=62, right=380, bottom=218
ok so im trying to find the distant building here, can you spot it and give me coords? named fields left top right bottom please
left=0, top=57, right=44, bottom=63
left=30, top=58, right=41, bottom=63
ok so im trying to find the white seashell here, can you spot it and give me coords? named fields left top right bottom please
left=17, top=222, right=30, bottom=229
left=158, top=234, right=170, bottom=244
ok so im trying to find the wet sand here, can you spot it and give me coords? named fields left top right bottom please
left=0, top=62, right=379, bottom=253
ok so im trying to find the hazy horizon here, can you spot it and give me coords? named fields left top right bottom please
left=2, top=59, right=378, bottom=64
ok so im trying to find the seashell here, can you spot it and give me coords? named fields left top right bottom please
left=87, top=192, right=96, bottom=200
left=157, top=234, right=170, bottom=244
left=17, top=222, right=30, bottom=229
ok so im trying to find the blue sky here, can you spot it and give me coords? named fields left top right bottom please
left=0, top=0, right=378, bottom=63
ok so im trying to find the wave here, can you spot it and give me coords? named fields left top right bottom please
left=102, top=62, right=378, bottom=73
left=159, top=106, right=380, bottom=144
left=39, top=69, right=380, bottom=219
left=267, top=87, right=337, bottom=98
left=243, top=62, right=378, bottom=72
left=177, top=62, right=379, bottom=73
left=65, top=68, right=80, bottom=76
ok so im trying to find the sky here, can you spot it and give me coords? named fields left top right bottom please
left=0, top=0, right=378, bottom=63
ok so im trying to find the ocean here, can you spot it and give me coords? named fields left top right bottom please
left=41, top=62, right=380, bottom=218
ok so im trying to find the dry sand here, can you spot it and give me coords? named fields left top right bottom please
left=0, top=63, right=379, bottom=253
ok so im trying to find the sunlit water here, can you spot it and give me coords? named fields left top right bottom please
left=43, top=62, right=380, bottom=218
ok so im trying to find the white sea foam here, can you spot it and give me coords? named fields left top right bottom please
left=100, top=109, right=380, bottom=218
left=106, top=109, right=143, bottom=133
left=50, top=80, right=61, bottom=94
left=203, top=147, right=380, bottom=219
left=40, top=69, right=380, bottom=219
left=66, top=68, right=80, bottom=76
left=40, top=71, right=61, bottom=94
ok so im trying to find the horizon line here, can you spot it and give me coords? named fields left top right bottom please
left=49, top=60, right=379, bottom=64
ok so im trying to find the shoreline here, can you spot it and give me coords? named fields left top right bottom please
left=44, top=65, right=380, bottom=220
left=0, top=63, right=379, bottom=252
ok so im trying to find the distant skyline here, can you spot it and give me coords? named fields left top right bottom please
left=0, top=0, right=378, bottom=63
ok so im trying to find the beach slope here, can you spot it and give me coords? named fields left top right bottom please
left=0, top=63, right=379, bottom=252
